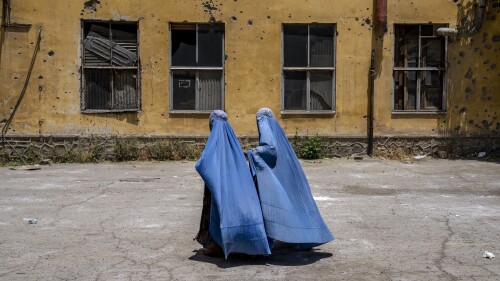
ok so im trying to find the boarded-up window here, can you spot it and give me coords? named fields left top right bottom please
left=283, top=24, right=335, bottom=112
left=393, top=24, right=446, bottom=112
left=170, top=24, right=224, bottom=112
left=82, top=21, right=139, bottom=112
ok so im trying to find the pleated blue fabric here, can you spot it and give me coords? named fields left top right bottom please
left=195, top=110, right=271, bottom=258
left=247, top=108, right=334, bottom=247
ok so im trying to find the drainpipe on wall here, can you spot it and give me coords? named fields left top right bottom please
left=368, top=50, right=375, bottom=157
left=367, top=0, right=386, bottom=157
left=437, top=0, right=487, bottom=36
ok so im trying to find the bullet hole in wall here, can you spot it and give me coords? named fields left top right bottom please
left=482, top=120, right=492, bottom=129
left=464, top=68, right=473, bottom=79
left=83, top=0, right=101, bottom=12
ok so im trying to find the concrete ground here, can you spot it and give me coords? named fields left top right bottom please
left=0, top=158, right=499, bottom=281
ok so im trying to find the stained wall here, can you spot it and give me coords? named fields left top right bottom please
left=0, top=0, right=498, bottom=139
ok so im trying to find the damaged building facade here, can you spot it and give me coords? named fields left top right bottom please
left=0, top=0, right=499, bottom=160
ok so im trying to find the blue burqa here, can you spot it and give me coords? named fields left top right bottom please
left=195, top=110, right=271, bottom=258
left=247, top=108, right=334, bottom=247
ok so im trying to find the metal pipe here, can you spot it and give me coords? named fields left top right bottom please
left=368, top=50, right=375, bottom=157
left=1, top=27, right=42, bottom=164
left=437, top=0, right=487, bottom=37
left=376, top=0, right=387, bottom=34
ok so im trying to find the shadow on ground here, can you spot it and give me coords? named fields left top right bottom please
left=189, top=247, right=333, bottom=269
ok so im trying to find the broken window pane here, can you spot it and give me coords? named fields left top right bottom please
left=283, top=25, right=308, bottom=67
left=310, top=25, right=334, bottom=67
left=110, top=23, right=138, bottom=67
left=284, top=71, right=307, bottom=110
left=84, top=23, right=137, bottom=67
left=405, top=71, right=417, bottom=110
left=393, top=71, right=417, bottom=110
left=198, top=71, right=222, bottom=110
left=310, top=71, right=333, bottom=110
left=171, top=27, right=196, bottom=67
left=421, top=38, right=444, bottom=67
left=421, top=71, right=443, bottom=109
left=84, top=23, right=111, bottom=66
left=394, top=71, right=404, bottom=110
left=198, top=25, right=223, bottom=67
left=173, top=70, right=196, bottom=110
left=398, top=38, right=418, bottom=67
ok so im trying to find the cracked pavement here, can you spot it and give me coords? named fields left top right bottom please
left=0, top=159, right=499, bottom=280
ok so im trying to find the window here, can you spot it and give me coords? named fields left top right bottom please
left=81, top=21, right=140, bottom=112
left=282, top=24, right=335, bottom=112
left=393, top=24, right=447, bottom=112
left=170, top=24, right=224, bottom=112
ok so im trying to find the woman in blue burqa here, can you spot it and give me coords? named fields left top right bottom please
left=195, top=110, right=271, bottom=258
left=247, top=108, right=334, bottom=249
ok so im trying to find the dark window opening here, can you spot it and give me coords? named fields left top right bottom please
left=170, top=24, right=224, bottom=111
left=283, top=24, right=335, bottom=112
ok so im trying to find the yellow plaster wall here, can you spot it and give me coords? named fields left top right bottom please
left=0, top=0, right=498, bottom=138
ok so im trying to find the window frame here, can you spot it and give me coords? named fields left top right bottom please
left=392, top=24, right=448, bottom=114
left=80, top=20, right=141, bottom=113
left=281, top=23, right=336, bottom=115
left=169, top=23, right=225, bottom=114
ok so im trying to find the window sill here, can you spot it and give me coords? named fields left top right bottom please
left=81, top=109, right=140, bottom=114
left=169, top=110, right=214, bottom=115
left=280, top=110, right=336, bottom=116
left=391, top=111, right=446, bottom=116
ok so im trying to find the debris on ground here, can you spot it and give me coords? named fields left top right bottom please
left=483, top=251, right=495, bottom=259
left=413, top=155, right=426, bottom=160
left=476, top=152, right=486, bottom=158
left=9, top=165, right=41, bottom=171
left=401, top=159, right=414, bottom=164
left=23, top=218, right=38, bottom=224
left=38, top=159, right=51, bottom=165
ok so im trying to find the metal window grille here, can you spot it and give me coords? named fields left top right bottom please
left=170, top=23, right=224, bottom=112
left=393, top=24, right=447, bottom=112
left=81, top=21, right=140, bottom=112
left=282, top=24, right=336, bottom=113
